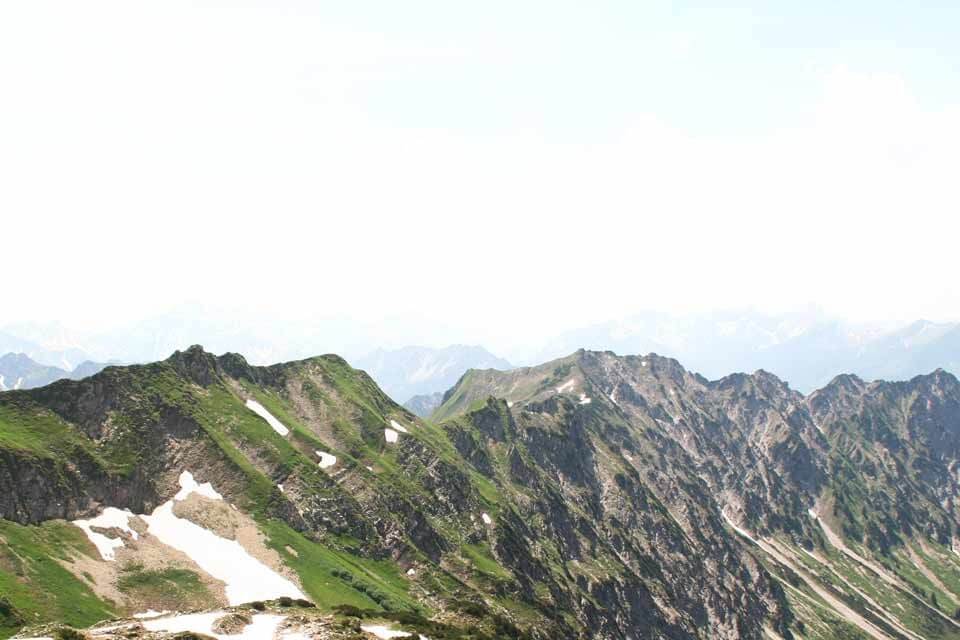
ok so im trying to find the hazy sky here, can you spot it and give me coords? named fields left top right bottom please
left=3, top=1, right=959, bottom=348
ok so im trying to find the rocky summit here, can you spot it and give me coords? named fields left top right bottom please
left=3, top=347, right=960, bottom=640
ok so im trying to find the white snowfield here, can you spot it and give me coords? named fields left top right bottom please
left=132, top=610, right=170, bottom=619
left=578, top=394, right=592, bottom=405
left=245, top=399, right=290, bottom=436
left=0, top=375, right=5, bottom=391
left=389, top=419, right=409, bottom=433
left=481, top=512, right=492, bottom=525
left=315, top=450, right=337, bottom=468
left=384, top=428, right=399, bottom=443
left=75, top=471, right=304, bottom=605
left=73, top=507, right=139, bottom=561
left=141, top=471, right=305, bottom=605
left=14, top=376, right=24, bottom=390
left=142, top=611, right=291, bottom=640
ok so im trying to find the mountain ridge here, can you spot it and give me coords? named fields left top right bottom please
left=4, top=346, right=960, bottom=639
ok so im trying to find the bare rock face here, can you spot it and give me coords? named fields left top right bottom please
left=211, top=612, right=251, bottom=635
left=172, top=495, right=240, bottom=540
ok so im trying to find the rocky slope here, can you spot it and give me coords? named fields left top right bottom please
left=4, top=348, right=960, bottom=640
left=435, top=350, right=960, bottom=639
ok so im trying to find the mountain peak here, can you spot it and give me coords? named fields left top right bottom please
left=0, top=352, right=37, bottom=366
left=165, top=344, right=222, bottom=386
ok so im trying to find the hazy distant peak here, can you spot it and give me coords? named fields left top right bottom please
left=355, top=344, right=511, bottom=404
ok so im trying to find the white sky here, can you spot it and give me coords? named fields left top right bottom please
left=2, top=1, right=958, bottom=349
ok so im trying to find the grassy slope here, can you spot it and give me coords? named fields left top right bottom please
left=0, top=399, right=106, bottom=465
left=0, top=520, right=115, bottom=639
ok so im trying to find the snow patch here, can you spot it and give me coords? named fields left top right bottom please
left=245, top=399, right=290, bottom=436
left=578, top=394, right=591, bottom=405
left=406, top=568, right=416, bottom=576
left=278, top=484, right=284, bottom=493
left=624, top=452, right=633, bottom=461
left=14, top=377, right=23, bottom=390
left=507, top=401, right=514, bottom=408
left=175, top=470, right=223, bottom=501
left=133, top=610, right=170, bottom=619
left=361, top=625, right=412, bottom=639
left=143, top=611, right=286, bottom=640
left=315, top=450, right=337, bottom=468
left=384, top=428, right=399, bottom=443
left=481, top=512, right=492, bottom=525
left=555, top=379, right=576, bottom=394
left=73, top=507, right=139, bottom=561
left=641, top=360, right=648, bottom=367
left=389, top=419, right=409, bottom=433
left=140, top=472, right=305, bottom=605
left=0, top=375, right=5, bottom=391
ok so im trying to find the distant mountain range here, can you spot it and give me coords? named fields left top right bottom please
left=0, top=328, right=92, bottom=371
left=527, top=311, right=960, bottom=392
left=354, top=344, right=511, bottom=405
left=0, top=352, right=112, bottom=390
left=5, top=311, right=960, bottom=400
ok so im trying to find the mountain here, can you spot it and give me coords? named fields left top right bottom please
left=0, top=330, right=92, bottom=371
left=70, top=360, right=115, bottom=379
left=355, top=345, right=511, bottom=404
left=0, top=353, right=68, bottom=390
left=527, top=311, right=960, bottom=392
left=434, top=350, right=960, bottom=639
left=0, top=353, right=112, bottom=391
left=402, top=391, right=445, bottom=418
left=6, top=347, right=960, bottom=639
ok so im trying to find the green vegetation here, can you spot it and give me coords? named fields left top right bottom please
left=461, top=544, right=511, bottom=579
left=0, top=400, right=102, bottom=463
left=0, top=520, right=114, bottom=639
left=263, top=520, right=416, bottom=612
left=117, top=566, right=215, bottom=609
